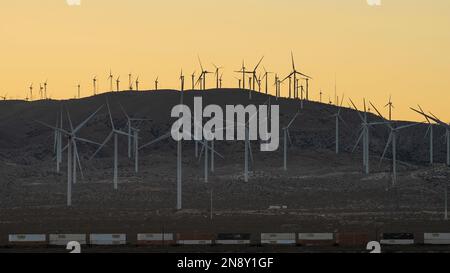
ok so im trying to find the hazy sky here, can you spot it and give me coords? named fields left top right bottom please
left=0, top=0, right=449, bottom=121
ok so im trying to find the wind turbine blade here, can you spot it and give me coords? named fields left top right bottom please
left=34, top=120, right=70, bottom=135
left=139, top=132, right=172, bottom=150
left=370, top=101, right=386, bottom=121
left=106, top=100, right=115, bottom=130
left=119, top=103, right=130, bottom=120
left=287, top=129, right=293, bottom=146
left=73, top=140, right=84, bottom=180
left=74, top=137, right=101, bottom=146
left=291, top=51, right=295, bottom=70
left=66, top=107, right=74, bottom=132
left=380, top=133, right=393, bottom=164
left=418, top=105, right=431, bottom=124
left=397, top=122, right=420, bottom=131
left=352, top=129, right=364, bottom=153
left=114, top=130, right=133, bottom=138
left=349, top=98, right=364, bottom=121
left=287, top=112, right=300, bottom=128
left=89, top=131, right=113, bottom=160
left=254, top=56, right=264, bottom=71
left=73, top=106, right=104, bottom=134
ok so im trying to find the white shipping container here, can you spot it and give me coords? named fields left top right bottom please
left=298, top=233, right=334, bottom=241
left=90, top=234, right=126, bottom=245
left=261, top=239, right=296, bottom=245
left=49, top=234, right=87, bottom=245
left=424, top=233, right=450, bottom=245
left=177, top=240, right=212, bottom=245
left=261, top=233, right=296, bottom=240
left=137, top=233, right=174, bottom=241
left=9, top=234, right=46, bottom=243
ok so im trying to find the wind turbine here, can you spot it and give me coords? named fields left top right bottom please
left=191, top=71, right=196, bottom=90
left=385, top=95, right=394, bottom=121
left=155, top=77, right=159, bottom=90
left=418, top=105, right=435, bottom=165
left=331, top=95, right=346, bottom=154
left=213, top=64, right=223, bottom=89
left=39, top=84, right=44, bottom=99
left=37, top=106, right=103, bottom=206
left=197, top=57, right=212, bottom=90
left=283, top=52, right=312, bottom=101
left=75, top=83, right=81, bottom=99
left=93, top=76, right=97, bottom=95
left=135, top=76, right=140, bottom=91
left=0, top=94, right=7, bottom=100
left=116, top=76, right=120, bottom=92
left=283, top=112, right=300, bottom=171
left=247, top=56, right=264, bottom=92
left=29, top=83, right=33, bottom=101
left=119, top=103, right=151, bottom=162
left=234, top=77, right=242, bottom=89
left=108, top=70, right=114, bottom=91
left=90, top=100, right=133, bottom=190
left=235, top=60, right=247, bottom=90
left=128, top=73, right=133, bottom=90
left=262, top=67, right=273, bottom=95
left=44, top=80, right=48, bottom=99
left=411, top=107, right=450, bottom=167
left=219, top=73, right=224, bottom=89
left=350, top=98, right=380, bottom=175
left=371, top=103, right=419, bottom=185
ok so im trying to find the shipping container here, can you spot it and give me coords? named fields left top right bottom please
left=261, top=233, right=296, bottom=245
left=136, top=233, right=176, bottom=246
left=49, top=234, right=87, bottom=246
left=380, top=233, right=414, bottom=245
left=297, top=233, right=335, bottom=246
left=216, top=233, right=251, bottom=245
left=335, top=233, right=369, bottom=247
left=424, top=233, right=450, bottom=245
left=89, top=234, right=126, bottom=245
left=8, top=234, right=46, bottom=245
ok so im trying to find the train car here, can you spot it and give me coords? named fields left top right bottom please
left=137, top=233, right=176, bottom=246
left=297, top=233, right=335, bottom=246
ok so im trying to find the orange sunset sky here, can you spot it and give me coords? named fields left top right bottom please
left=0, top=0, right=449, bottom=122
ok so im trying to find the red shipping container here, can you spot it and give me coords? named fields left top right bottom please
left=336, top=233, right=369, bottom=247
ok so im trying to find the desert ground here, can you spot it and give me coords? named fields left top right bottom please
left=0, top=89, right=449, bottom=252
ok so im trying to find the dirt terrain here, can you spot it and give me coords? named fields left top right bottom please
left=0, top=89, right=449, bottom=252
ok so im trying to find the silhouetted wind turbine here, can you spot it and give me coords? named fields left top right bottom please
left=108, top=70, right=114, bottom=91
left=135, top=76, right=140, bottom=91
left=284, top=52, right=311, bottom=100
left=262, top=67, right=273, bottom=95
left=248, top=56, right=264, bottom=92
left=385, top=95, right=394, bottom=121
left=29, top=83, right=33, bottom=101
left=128, top=73, right=133, bottom=90
left=44, top=80, right=48, bottom=99
left=93, top=76, right=97, bottom=95
left=155, top=77, right=159, bottom=90
left=116, top=76, right=120, bottom=92
left=213, top=64, right=223, bottom=89
left=332, top=95, right=346, bottom=154
left=191, top=71, right=196, bottom=90
left=235, top=60, right=247, bottom=90
left=77, top=84, right=81, bottom=99
left=234, top=77, right=242, bottom=89
left=197, top=57, right=212, bottom=90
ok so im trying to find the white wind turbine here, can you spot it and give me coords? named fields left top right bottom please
left=283, top=112, right=300, bottom=171
left=418, top=105, right=435, bottom=165
left=90, top=100, right=133, bottom=190
left=370, top=103, right=419, bottom=185
left=332, top=95, right=345, bottom=154
left=411, top=107, right=450, bottom=167
left=37, top=106, right=103, bottom=206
